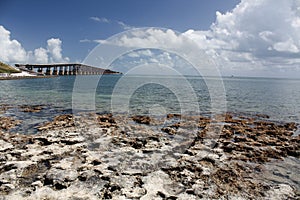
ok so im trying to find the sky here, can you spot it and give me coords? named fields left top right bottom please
left=0, top=0, right=300, bottom=78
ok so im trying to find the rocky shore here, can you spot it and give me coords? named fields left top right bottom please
left=0, top=108, right=299, bottom=199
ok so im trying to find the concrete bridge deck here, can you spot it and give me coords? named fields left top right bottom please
left=15, top=63, right=119, bottom=76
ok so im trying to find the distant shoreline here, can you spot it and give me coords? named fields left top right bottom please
left=0, top=75, right=58, bottom=81
left=0, top=74, right=121, bottom=81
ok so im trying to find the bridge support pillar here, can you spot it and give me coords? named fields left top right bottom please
left=72, top=66, right=77, bottom=75
left=59, top=67, right=64, bottom=75
left=37, top=68, right=43, bottom=74
left=45, top=67, right=51, bottom=75
left=52, top=67, right=58, bottom=75
left=64, top=66, right=69, bottom=75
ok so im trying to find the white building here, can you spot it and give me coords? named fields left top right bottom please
left=0, top=73, right=9, bottom=77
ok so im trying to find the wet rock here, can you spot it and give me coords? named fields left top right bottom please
left=130, top=138, right=147, bottom=149
left=219, top=115, right=299, bottom=164
left=166, top=114, right=181, bottom=119
left=132, top=115, right=151, bottom=125
left=0, top=116, right=21, bottom=131
left=284, top=122, right=297, bottom=131
left=256, top=113, right=270, bottom=119
left=97, top=114, right=117, bottom=128
left=161, top=127, right=176, bottom=135
left=37, top=114, right=74, bottom=131
left=19, top=105, right=44, bottom=113
left=0, top=104, right=12, bottom=113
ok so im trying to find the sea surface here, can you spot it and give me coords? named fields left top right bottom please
left=0, top=74, right=300, bottom=134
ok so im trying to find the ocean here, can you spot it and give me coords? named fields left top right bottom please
left=0, top=74, right=299, bottom=134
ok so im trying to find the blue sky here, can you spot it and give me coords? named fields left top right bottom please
left=1, top=0, right=300, bottom=77
left=0, top=0, right=239, bottom=61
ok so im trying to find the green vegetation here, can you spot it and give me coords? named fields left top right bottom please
left=0, top=62, right=20, bottom=73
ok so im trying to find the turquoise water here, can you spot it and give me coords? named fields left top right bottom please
left=0, top=75, right=300, bottom=133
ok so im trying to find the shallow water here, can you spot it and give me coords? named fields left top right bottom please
left=0, top=75, right=300, bottom=134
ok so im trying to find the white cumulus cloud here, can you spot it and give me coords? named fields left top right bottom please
left=94, top=0, right=300, bottom=77
left=0, top=25, right=69, bottom=64
left=273, top=38, right=299, bottom=53
left=0, top=25, right=27, bottom=63
left=47, top=38, right=69, bottom=63
left=189, top=0, right=300, bottom=75
left=34, top=48, right=48, bottom=64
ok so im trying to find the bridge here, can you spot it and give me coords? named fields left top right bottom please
left=15, top=63, right=119, bottom=76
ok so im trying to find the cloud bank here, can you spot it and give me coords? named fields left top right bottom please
left=209, top=0, right=300, bottom=75
left=0, top=25, right=69, bottom=64
left=95, top=0, right=300, bottom=77
left=193, top=0, right=300, bottom=73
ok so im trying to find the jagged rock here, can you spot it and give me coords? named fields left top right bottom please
left=31, top=180, right=43, bottom=188
left=37, top=114, right=74, bottom=131
left=166, top=113, right=181, bottom=119
left=0, top=112, right=298, bottom=199
left=45, top=168, right=78, bottom=189
left=19, top=105, right=44, bottom=113
left=97, top=114, right=117, bottom=128
left=161, top=127, right=176, bottom=135
left=0, top=117, right=21, bottom=131
left=0, top=105, right=12, bottom=113
left=0, top=183, right=15, bottom=195
left=132, top=115, right=151, bottom=125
